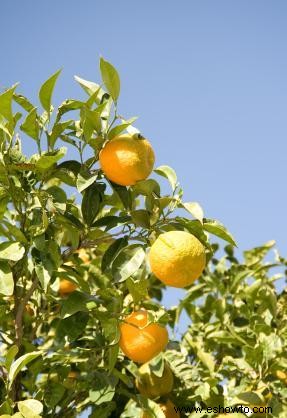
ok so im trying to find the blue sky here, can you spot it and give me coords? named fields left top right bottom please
left=1, top=1, right=287, bottom=415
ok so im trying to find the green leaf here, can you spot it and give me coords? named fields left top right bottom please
left=61, top=292, right=89, bottom=318
left=35, top=147, right=66, bottom=170
left=5, top=345, right=19, bottom=371
left=107, top=118, right=138, bottom=139
left=74, top=75, right=106, bottom=102
left=13, top=94, right=34, bottom=112
left=56, top=311, right=89, bottom=341
left=39, top=69, right=61, bottom=114
left=81, top=184, right=102, bottom=225
left=182, top=202, right=204, bottom=223
left=100, top=57, right=120, bottom=101
left=20, top=108, right=39, bottom=140
left=236, top=391, right=265, bottom=405
left=49, top=120, right=73, bottom=148
left=154, top=165, right=177, bottom=190
left=203, top=218, right=237, bottom=246
left=18, top=400, right=43, bottom=418
left=0, top=242, right=25, bottom=261
left=0, top=85, right=17, bottom=122
left=101, top=237, right=128, bottom=272
left=112, top=245, right=146, bottom=282
left=8, top=352, right=41, bottom=388
left=89, top=372, right=117, bottom=405
left=45, top=382, right=65, bottom=408
left=126, top=278, right=149, bottom=304
left=0, top=261, right=14, bottom=296
left=76, top=173, right=98, bottom=193
left=131, top=210, right=150, bottom=228
left=132, top=179, right=160, bottom=197
left=82, top=107, right=102, bottom=139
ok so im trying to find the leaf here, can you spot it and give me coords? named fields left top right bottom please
left=100, top=58, right=120, bottom=101
left=203, top=218, right=237, bottom=246
left=0, top=242, right=25, bottom=261
left=18, top=400, right=43, bottom=418
left=45, top=382, right=65, bottom=408
left=76, top=173, right=98, bottom=193
left=182, top=202, right=204, bottom=223
left=74, top=75, right=105, bottom=102
left=35, top=147, right=66, bottom=170
left=61, top=292, right=89, bottom=318
left=89, top=372, right=117, bottom=405
left=56, top=311, right=89, bottom=341
left=13, top=94, right=34, bottom=112
left=236, top=391, right=265, bottom=405
left=112, top=245, right=146, bottom=282
left=0, top=85, right=17, bottom=121
left=107, top=118, right=138, bottom=139
left=49, top=120, right=73, bottom=148
left=39, top=69, right=61, bottom=114
left=132, top=179, right=161, bottom=197
left=0, top=261, right=14, bottom=296
left=5, top=345, right=19, bottom=371
left=131, top=210, right=150, bottom=228
left=81, top=184, right=102, bottom=226
left=154, top=165, right=177, bottom=190
left=20, top=108, right=39, bottom=140
left=101, top=237, right=128, bottom=272
left=8, top=352, right=41, bottom=388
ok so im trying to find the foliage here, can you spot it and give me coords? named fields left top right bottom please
left=0, top=59, right=286, bottom=417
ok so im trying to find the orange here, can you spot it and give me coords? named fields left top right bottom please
left=99, top=134, right=155, bottom=186
left=119, top=310, right=168, bottom=363
left=149, top=231, right=206, bottom=288
left=142, top=400, right=180, bottom=418
left=58, top=279, right=78, bottom=297
left=136, top=361, right=174, bottom=398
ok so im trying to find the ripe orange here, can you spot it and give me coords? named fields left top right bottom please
left=119, top=310, right=168, bottom=363
left=99, top=134, right=155, bottom=186
left=149, top=231, right=206, bottom=288
left=58, top=279, right=78, bottom=297
left=136, top=361, right=174, bottom=398
left=142, top=400, right=180, bottom=418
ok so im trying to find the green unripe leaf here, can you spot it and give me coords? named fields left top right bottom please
left=100, top=57, right=120, bottom=101
left=39, top=69, right=61, bottom=114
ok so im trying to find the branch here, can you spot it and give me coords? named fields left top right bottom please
left=15, top=275, right=38, bottom=348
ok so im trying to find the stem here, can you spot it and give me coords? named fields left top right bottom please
left=14, top=275, right=38, bottom=348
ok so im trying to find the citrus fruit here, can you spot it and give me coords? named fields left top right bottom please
left=119, top=310, right=168, bottom=363
left=142, top=400, right=180, bottom=417
left=136, top=361, right=174, bottom=398
left=58, top=279, right=78, bottom=297
left=99, top=134, right=155, bottom=186
left=149, top=231, right=206, bottom=288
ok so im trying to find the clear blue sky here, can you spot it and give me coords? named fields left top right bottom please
left=1, top=1, right=287, bottom=414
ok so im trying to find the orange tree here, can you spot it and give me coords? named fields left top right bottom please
left=0, top=59, right=286, bottom=417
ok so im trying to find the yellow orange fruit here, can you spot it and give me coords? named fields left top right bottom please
left=136, top=361, right=174, bottom=398
left=99, top=134, right=155, bottom=186
left=58, top=279, right=78, bottom=297
left=119, top=310, right=168, bottom=363
left=149, top=231, right=206, bottom=288
left=142, top=400, right=180, bottom=418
